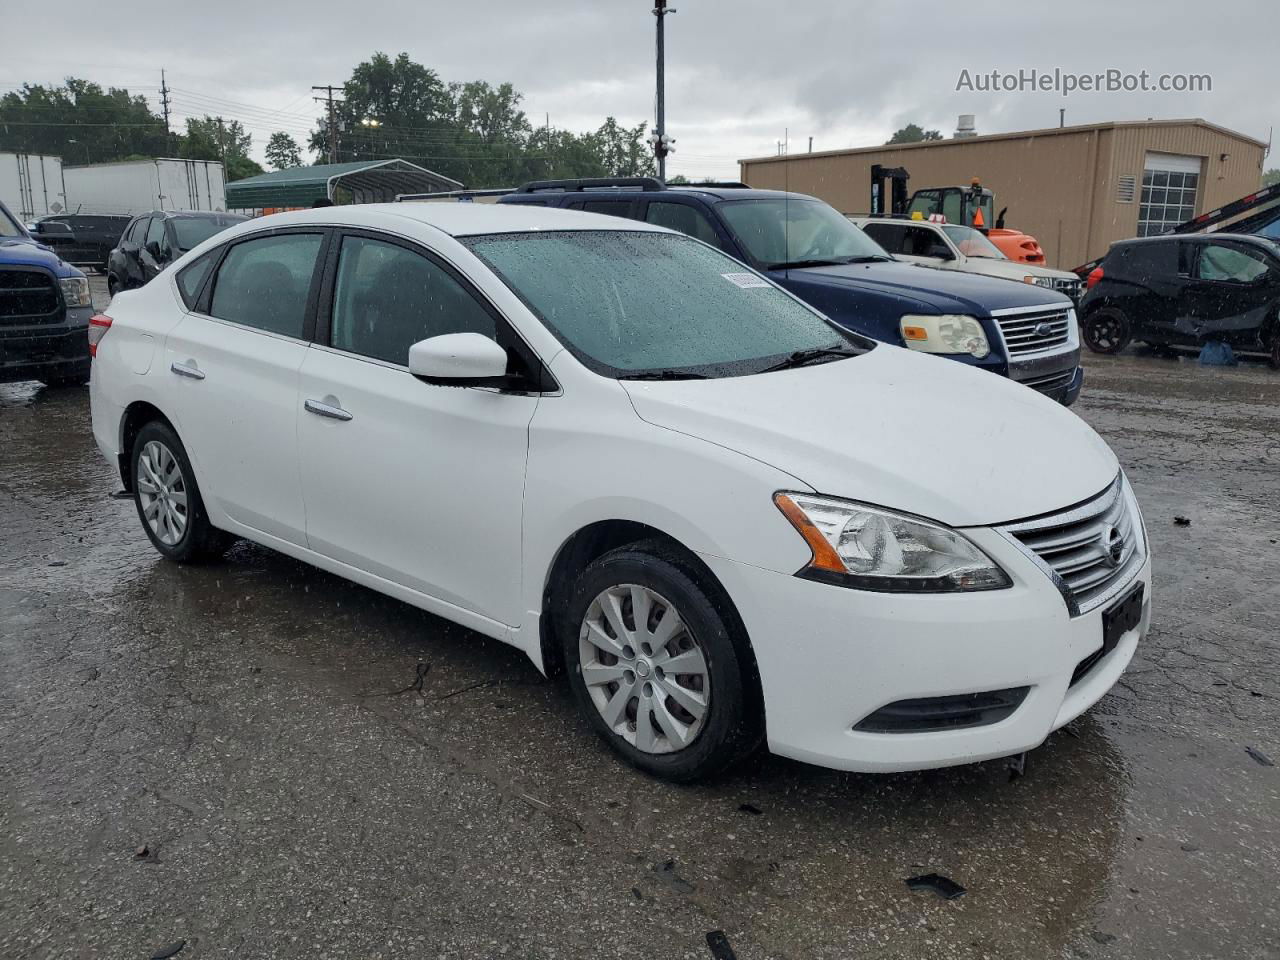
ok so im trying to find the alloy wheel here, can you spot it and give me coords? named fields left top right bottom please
left=1083, top=310, right=1129, bottom=354
left=136, top=440, right=189, bottom=546
left=578, top=584, right=710, bottom=754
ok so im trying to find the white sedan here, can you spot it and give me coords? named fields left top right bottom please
left=88, top=203, right=1151, bottom=781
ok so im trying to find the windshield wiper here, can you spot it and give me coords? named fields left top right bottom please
left=765, top=257, right=852, bottom=270
left=760, top=346, right=860, bottom=373
left=845, top=254, right=893, bottom=263
left=618, top=370, right=710, bottom=381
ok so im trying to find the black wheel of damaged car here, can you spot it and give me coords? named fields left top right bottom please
left=1270, top=329, right=1280, bottom=371
left=1082, top=307, right=1132, bottom=355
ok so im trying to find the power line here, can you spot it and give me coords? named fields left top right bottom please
left=312, top=85, right=342, bottom=163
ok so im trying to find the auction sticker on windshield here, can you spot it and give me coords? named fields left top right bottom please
left=722, top=272, right=771, bottom=289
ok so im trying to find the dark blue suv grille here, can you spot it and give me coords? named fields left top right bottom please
left=0, top=268, right=60, bottom=325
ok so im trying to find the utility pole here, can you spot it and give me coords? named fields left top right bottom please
left=808, top=136, right=813, bottom=153
left=313, top=85, right=342, bottom=164
left=215, top=116, right=228, bottom=168
left=1059, top=108, right=1066, bottom=128
left=650, top=1, right=676, bottom=181
left=160, top=69, right=172, bottom=152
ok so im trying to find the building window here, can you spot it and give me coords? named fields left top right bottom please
left=1138, top=154, right=1201, bottom=237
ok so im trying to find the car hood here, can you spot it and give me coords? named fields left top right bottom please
left=0, top=236, right=74, bottom=274
left=953, top=258, right=1080, bottom=283
left=782, top=259, right=1071, bottom=315
left=621, top=345, right=1116, bottom=527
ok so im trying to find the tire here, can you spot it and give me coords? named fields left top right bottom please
left=1270, top=328, right=1280, bottom=371
left=130, top=421, right=230, bottom=563
left=1082, top=306, right=1132, bottom=355
left=562, top=540, right=760, bottom=782
left=106, top=274, right=120, bottom=298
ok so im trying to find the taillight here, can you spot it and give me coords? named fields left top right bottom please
left=88, top=314, right=113, bottom=357
left=1086, top=267, right=1104, bottom=290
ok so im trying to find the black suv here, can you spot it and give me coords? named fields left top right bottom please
left=26, top=214, right=130, bottom=272
left=1080, top=233, right=1280, bottom=368
left=107, top=210, right=245, bottom=295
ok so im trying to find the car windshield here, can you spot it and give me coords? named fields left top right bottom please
left=717, top=197, right=891, bottom=269
left=171, top=215, right=244, bottom=251
left=464, top=230, right=870, bottom=378
left=942, top=223, right=1006, bottom=259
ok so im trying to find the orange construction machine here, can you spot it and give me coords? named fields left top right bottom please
left=869, top=167, right=1045, bottom=263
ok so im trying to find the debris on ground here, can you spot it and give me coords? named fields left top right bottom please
left=652, top=859, right=695, bottom=894
left=906, top=873, right=966, bottom=900
left=1090, top=930, right=1118, bottom=944
left=1180, top=843, right=1200, bottom=852
left=134, top=845, right=148, bottom=859
left=1174, top=516, right=1192, bottom=526
left=737, top=803, right=763, bottom=815
left=705, top=930, right=738, bottom=959
left=1245, top=746, right=1274, bottom=767
left=1007, top=752, right=1027, bottom=781
left=1198, top=341, right=1237, bottom=366
left=150, top=941, right=186, bottom=959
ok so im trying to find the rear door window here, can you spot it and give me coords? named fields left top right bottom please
left=208, top=232, right=324, bottom=339
left=127, top=218, right=150, bottom=245
left=643, top=201, right=721, bottom=247
left=860, top=222, right=905, bottom=253
left=145, top=216, right=167, bottom=251
left=176, top=250, right=218, bottom=310
left=1116, top=241, right=1180, bottom=280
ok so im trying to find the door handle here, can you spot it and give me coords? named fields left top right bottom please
left=170, top=360, right=206, bottom=381
left=304, top=398, right=353, bottom=422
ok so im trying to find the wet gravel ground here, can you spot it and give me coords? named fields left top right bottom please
left=1, top=308, right=1277, bottom=958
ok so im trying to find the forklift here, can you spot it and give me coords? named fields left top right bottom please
left=868, top=166, right=1046, bottom=264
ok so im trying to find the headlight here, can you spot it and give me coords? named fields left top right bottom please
left=1031, top=276, right=1054, bottom=287
left=59, top=276, right=91, bottom=308
left=899, top=314, right=990, bottom=358
left=774, top=492, right=1011, bottom=592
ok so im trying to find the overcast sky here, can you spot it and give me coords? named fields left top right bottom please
left=4, top=0, right=1276, bottom=179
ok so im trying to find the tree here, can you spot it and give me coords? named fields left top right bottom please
left=0, top=78, right=168, bottom=163
left=1263, top=169, right=1280, bottom=187
left=307, top=51, right=658, bottom=187
left=886, top=123, right=944, bottom=144
left=178, top=116, right=261, bottom=180
left=265, top=131, right=302, bottom=170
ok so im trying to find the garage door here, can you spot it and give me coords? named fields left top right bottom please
left=1138, top=153, right=1202, bottom=237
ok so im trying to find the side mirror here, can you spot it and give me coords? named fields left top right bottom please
left=408, top=333, right=510, bottom=387
left=146, top=240, right=163, bottom=260
left=32, top=221, right=76, bottom=242
left=926, top=243, right=954, bottom=260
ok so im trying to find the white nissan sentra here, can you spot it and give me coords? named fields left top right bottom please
left=89, top=203, right=1151, bottom=782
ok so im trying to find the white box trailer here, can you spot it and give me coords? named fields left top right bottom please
left=0, top=152, right=68, bottom=219
left=62, top=158, right=227, bottom=215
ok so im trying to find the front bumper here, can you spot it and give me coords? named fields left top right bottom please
left=700, top=528, right=1151, bottom=773
left=0, top=308, right=92, bottom=384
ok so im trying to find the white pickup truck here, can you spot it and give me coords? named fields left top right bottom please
left=851, top=216, right=1083, bottom=303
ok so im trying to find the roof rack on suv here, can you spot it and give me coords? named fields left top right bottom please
left=515, top=177, right=666, bottom=194
left=674, top=181, right=750, bottom=189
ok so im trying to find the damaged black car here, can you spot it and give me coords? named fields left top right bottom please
left=1079, top=233, right=1280, bottom=368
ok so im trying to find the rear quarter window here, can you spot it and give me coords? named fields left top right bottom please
left=176, top=250, right=218, bottom=310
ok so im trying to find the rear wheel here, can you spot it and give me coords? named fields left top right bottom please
left=131, top=421, right=230, bottom=563
left=1270, top=331, right=1280, bottom=371
left=1082, top=306, right=1132, bottom=354
left=562, top=541, right=760, bottom=782
left=106, top=274, right=120, bottom=298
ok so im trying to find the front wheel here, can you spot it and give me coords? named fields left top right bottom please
left=1082, top=307, right=1132, bottom=354
left=131, top=421, right=229, bottom=563
left=1270, top=328, right=1280, bottom=371
left=562, top=541, right=760, bottom=782
left=106, top=274, right=120, bottom=298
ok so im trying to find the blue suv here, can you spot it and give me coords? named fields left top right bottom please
left=1, top=199, right=94, bottom=387
left=498, top=178, right=1083, bottom=404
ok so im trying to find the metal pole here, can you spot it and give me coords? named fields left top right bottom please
left=655, top=1, right=666, bottom=181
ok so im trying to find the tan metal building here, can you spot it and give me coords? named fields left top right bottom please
left=739, top=119, right=1267, bottom=269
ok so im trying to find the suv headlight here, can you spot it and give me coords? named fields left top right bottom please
left=899, top=314, right=990, bottom=358
left=59, top=276, right=91, bottom=308
left=774, top=492, right=1010, bottom=592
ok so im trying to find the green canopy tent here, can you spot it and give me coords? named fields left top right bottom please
left=226, top=159, right=463, bottom=211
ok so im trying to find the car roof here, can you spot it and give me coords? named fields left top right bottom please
left=248, top=202, right=673, bottom=238
left=1113, top=232, right=1273, bottom=248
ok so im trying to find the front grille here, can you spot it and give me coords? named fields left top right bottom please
left=1001, top=475, right=1145, bottom=616
left=996, top=307, right=1073, bottom=356
left=1051, top=278, right=1082, bottom=301
left=0, top=267, right=60, bottom=326
left=1020, top=369, right=1075, bottom=396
